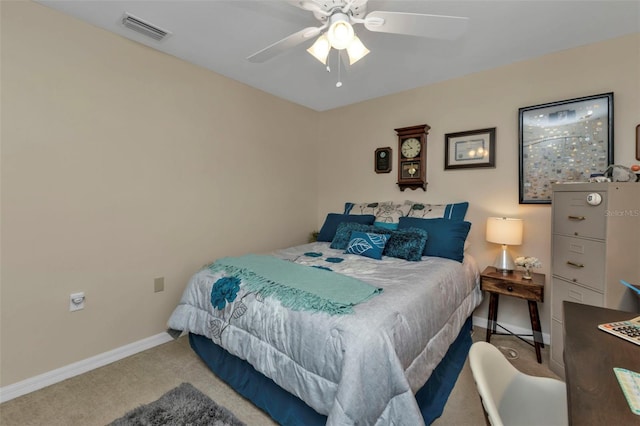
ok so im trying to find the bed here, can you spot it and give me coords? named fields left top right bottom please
left=168, top=201, right=483, bottom=425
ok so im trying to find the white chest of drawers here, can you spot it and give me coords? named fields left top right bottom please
left=550, top=182, right=640, bottom=377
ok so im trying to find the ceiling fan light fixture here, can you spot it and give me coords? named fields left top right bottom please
left=307, top=34, right=331, bottom=64
left=327, top=13, right=354, bottom=50
left=346, top=35, right=369, bottom=64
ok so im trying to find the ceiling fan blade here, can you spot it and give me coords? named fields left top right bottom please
left=364, top=11, right=469, bottom=40
left=247, top=26, right=322, bottom=63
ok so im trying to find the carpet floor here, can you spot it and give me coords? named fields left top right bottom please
left=0, top=327, right=560, bottom=425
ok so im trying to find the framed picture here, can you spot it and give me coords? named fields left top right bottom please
left=519, top=92, right=614, bottom=204
left=444, top=127, right=496, bottom=170
left=374, top=147, right=392, bottom=173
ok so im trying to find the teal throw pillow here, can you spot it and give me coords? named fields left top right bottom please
left=330, top=222, right=373, bottom=249
left=332, top=223, right=429, bottom=262
left=383, top=227, right=428, bottom=261
left=317, top=214, right=375, bottom=242
left=398, top=217, right=471, bottom=262
left=345, top=231, right=389, bottom=260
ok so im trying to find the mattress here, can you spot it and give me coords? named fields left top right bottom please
left=168, top=241, right=482, bottom=425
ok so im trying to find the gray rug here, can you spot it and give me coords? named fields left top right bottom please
left=109, top=383, right=246, bottom=426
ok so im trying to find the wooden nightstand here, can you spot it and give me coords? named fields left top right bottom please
left=480, top=266, right=545, bottom=363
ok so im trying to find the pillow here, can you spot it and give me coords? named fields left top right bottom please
left=398, top=217, right=471, bottom=262
left=371, top=203, right=411, bottom=230
left=344, top=201, right=391, bottom=215
left=332, top=223, right=427, bottom=262
left=317, top=213, right=376, bottom=242
left=345, top=231, right=389, bottom=260
left=344, top=201, right=411, bottom=230
left=330, top=222, right=374, bottom=250
left=382, top=227, right=428, bottom=261
left=404, top=201, right=469, bottom=221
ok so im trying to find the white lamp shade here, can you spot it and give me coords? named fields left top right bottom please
left=346, top=36, right=369, bottom=64
left=307, top=34, right=331, bottom=64
left=486, top=217, right=523, bottom=245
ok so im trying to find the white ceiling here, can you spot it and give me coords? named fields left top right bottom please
left=36, top=1, right=639, bottom=111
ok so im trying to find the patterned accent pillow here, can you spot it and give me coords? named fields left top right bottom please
left=345, top=231, right=389, bottom=260
left=331, top=223, right=428, bottom=262
left=383, top=227, right=428, bottom=261
left=330, top=222, right=373, bottom=250
left=343, top=201, right=392, bottom=215
left=371, top=203, right=412, bottom=229
left=344, top=201, right=411, bottom=230
left=404, top=201, right=469, bottom=221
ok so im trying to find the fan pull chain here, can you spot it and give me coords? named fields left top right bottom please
left=336, top=51, right=342, bottom=88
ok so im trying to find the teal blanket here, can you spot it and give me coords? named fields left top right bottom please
left=208, top=254, right=382, bottom=315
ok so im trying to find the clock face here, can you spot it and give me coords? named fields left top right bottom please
left=401, top=138, right=421, bottom=159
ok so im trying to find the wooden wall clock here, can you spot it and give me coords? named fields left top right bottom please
left=395, top=124, right=430, bottom=191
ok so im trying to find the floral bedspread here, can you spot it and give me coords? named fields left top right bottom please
left=168, top=242, right=482, bottom=425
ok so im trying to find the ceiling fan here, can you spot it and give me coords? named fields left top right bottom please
left=247, top=0, right=469, bottom=66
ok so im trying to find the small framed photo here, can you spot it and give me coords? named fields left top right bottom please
left=445, top=128, right=496, bottom=170
left=374, top=147, right=392, bottom=173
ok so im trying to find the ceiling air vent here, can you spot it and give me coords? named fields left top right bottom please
left=121, top=13, right=171, bottom=41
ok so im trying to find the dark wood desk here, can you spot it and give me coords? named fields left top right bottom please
left=563, top=301, right=640, bottom=425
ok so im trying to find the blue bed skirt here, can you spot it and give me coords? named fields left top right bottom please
left=189, top=316, right=473, bottom=425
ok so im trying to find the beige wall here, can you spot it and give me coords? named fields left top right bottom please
left=2, top=1, right=639, bottom=389
left=317, top=33, right=640, bottom=336
left=0, top=1, right=318, bottom=386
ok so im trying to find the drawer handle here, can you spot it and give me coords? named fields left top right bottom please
left=566, top=261, right=584, bottom=268
left=507, top=286, right=513, bottom=292
left=568, top=215, right=586, bottom=221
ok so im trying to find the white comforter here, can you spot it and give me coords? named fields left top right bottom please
left=168, top=242, right=482, bottom=425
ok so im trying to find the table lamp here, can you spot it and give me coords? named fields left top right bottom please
left=486, top=217, right=523, bottom=273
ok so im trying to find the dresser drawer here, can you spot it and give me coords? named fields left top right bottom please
left=552, top=234, right=606, bottom=291
left=550, top=318, right=565, bottom=371
left=480, top=274, right=544, bottom=302
left=551, top=278, right=604, bottom=321
left=552, top=190, right=607, bottom=239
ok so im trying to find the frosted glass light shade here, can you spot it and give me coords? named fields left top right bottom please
left=307, top=34, right=331, bottom=64
left=346, top=36, right=369, bottom=64
left=327, top=13, right=354, bottom=50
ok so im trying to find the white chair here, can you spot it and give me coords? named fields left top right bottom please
left=468, top=341, right=568, bottom=426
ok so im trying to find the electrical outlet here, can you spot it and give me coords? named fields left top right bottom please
left=69, top=292, right=85, bottom=312
left=154, top=277, right=164, bottom=293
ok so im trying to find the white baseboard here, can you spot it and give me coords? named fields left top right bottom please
left=0, top=332, right=174, bottom=403
left=0, top=319, right=548, bottom=403
left=472, top=315, right=550, bottom=345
